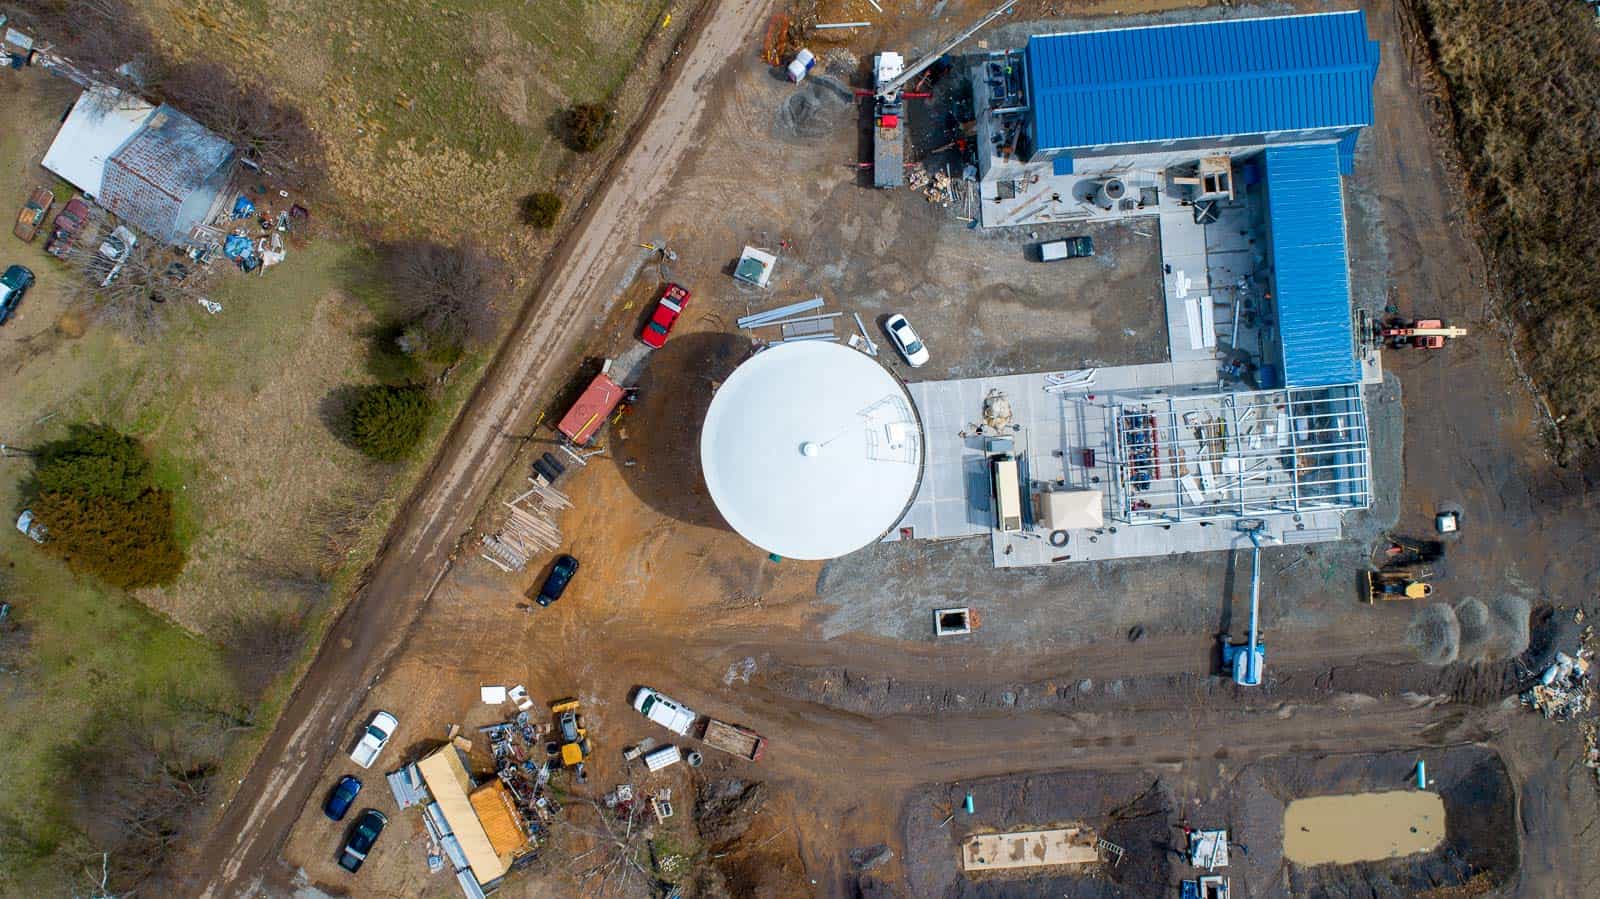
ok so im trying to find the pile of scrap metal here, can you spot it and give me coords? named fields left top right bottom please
left=603, top=783, right=674, bottom=824
left=478, top=712, right=561, bottom=847
left=1522, top=649, right=1593, bottom=721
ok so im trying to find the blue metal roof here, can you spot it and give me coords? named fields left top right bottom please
left=1264, top=144, right=1359, bottom=387
left=1025, top=12, right=1380, bottom=151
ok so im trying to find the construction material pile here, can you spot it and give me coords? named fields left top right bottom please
left=482, top=479, right=572, bottom=572
left=1521, top=649, right=1592, bottom=720
left=906, top=166, right=955, bottom=206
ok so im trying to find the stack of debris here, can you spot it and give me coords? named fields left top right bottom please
left=1521, top=649, right=1592, bottom=720
left=906, top=165, right=955, bottom=206
left=482, top=479, right=572, bottom=572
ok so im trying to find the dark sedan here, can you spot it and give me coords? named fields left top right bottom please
left=337, top=808, right=388, bottom=872
left=536, top=554, right=580, bottom=607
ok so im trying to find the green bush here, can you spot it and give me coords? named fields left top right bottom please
left=34, top=424, right=151, bottom=502
left=522, top=191, right=563, bottom=229
left=564, top=102, right=613, bottom=153
left=349, top=384, right=434, bottom=462
left=28, top=424, right=184, bottom=589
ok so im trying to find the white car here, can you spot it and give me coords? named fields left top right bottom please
left=349, top=711, right=397, bottom=768
left=632, top=687, right=697, bottom=736
left=884, top=314, right=929, bottom=367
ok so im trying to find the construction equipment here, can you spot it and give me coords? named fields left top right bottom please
left=870, top=0, right=1015, bottom=188
left=1220, top=521, right=1270, bottom=686
left=1365, top=568, right=1434, bottom=602
left=549, top=698, right=591, bottom=781
left=1373, top=535, right=1444, bottom=569
left=1359, top=310, right=1467, bottom=350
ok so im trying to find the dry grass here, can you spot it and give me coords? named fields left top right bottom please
left=1406, top=0, right=1600, bottom=462
left=142, top=0, right=671, bottom=240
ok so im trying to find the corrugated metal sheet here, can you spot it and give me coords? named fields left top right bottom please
left=100, top=104, right=233, bottom=242
left=1026, top=12, right=1380, bottom=151
left=1264, top=144, right=1359, bottom=387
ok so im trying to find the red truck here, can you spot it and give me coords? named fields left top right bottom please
left=639, top=283, right=690, bottom=349
left=45, top=197, right=91, bottom=258
left=557, top=372, right=626, bottom=446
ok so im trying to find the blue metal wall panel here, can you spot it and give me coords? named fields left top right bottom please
left=1264, top=144, right=1360, bottom=387
left=1025, top=12, right=1380, bottom=152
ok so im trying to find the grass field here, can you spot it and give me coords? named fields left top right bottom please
left=148, top=0, right=672, bottom=237
left=1405, top=0, right=1600, bottom=461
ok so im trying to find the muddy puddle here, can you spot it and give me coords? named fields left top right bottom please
left=1282, top=790, right=1445, bottom=865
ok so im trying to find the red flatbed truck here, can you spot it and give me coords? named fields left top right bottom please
left=557, top=372, right=625, bottom=446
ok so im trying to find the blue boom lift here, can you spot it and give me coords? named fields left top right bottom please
left=1221, top=520, right=1271, bottom=686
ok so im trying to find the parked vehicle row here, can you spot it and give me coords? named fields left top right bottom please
left=8, top=187, right=141, bottom=328
left=322, top=711, right=397, bottom=875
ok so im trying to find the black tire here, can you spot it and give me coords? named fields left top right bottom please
left=1049, top=530, right=1069, bottom=547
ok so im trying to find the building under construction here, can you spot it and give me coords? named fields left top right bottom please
left=885, top=11, right=1383, bottom=567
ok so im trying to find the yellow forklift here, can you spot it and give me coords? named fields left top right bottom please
left=549, top=698, right=591, bottom=783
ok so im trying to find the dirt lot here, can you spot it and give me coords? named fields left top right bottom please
left=207, top=1, right=1600, bottom=897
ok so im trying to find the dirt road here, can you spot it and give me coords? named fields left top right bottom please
left=184, top=0, right=774, bottom=893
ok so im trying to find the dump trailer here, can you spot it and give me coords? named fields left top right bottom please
left=698, top=718, right=766, bottom=761
left=557, top=372, right=625, bottom=446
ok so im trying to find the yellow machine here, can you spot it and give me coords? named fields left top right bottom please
left=549, top=698, right=590, bottom=768
left=1365, top=569, right=1434, bottom=603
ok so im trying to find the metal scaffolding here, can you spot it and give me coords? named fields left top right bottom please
left=1108, top=384, right=1370, bottom=524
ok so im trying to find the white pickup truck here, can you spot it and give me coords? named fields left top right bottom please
left=632, top=687, right=696, bottom=736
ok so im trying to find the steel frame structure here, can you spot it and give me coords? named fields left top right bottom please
left=1108, top=384, right=1370, bottom=524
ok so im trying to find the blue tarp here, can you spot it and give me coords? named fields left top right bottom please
left=1025, top=11, right=1380, bottom=153
left=222, top=234, right=253, bottom=259
left=231, top=195, right=255, bottom=219
left=1264, top=144, right=1360, bottom=387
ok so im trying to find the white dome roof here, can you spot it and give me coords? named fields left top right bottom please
left=700, top=341, right=923, bottom=560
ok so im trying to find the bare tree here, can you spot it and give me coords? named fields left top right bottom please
left=8, top=0, right=160, bottom=89
left=54, top=239, right=208, bottom=342
left=157, top=62, right=326, bottom=192
left=382, top=240, right=508, bottom=354
left=63, top=720, right=218, bottom=892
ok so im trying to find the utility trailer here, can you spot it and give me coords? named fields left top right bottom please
left=557, top=372, right=625, bottom=446
left=698, top=718, right=766, bottom=761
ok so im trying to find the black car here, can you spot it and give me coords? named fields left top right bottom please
left=323, top=774, right=362, bottom=821
left=536, top=554, right=580, bottom=607
left=337, top=808, right=388, bottom=872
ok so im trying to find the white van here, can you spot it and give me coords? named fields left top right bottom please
left=642, top=745, right=682, bottom=772
left=632, top=686, right=697, bottom=736
left=992, top=455, right=1023, bottom=533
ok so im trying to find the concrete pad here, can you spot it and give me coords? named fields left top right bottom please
left=961, top=827, right=1101, bottom=871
